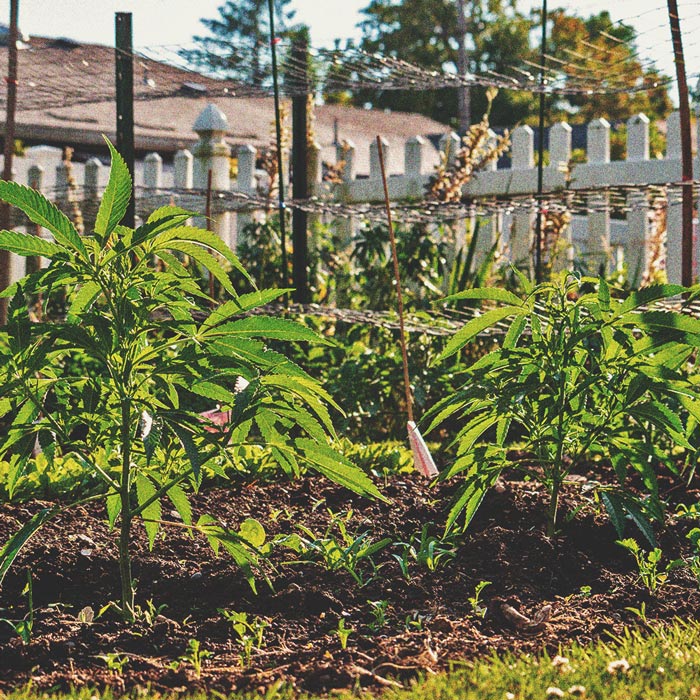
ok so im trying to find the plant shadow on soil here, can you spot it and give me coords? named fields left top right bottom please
left=1, top=466, right=699, bottom=694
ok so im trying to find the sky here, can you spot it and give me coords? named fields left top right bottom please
left=0, top=0, right=699, bottom=89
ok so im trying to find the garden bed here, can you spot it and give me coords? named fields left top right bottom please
left=1, top=467, right=699, bottom=695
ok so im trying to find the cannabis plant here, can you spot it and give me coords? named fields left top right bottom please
left=0, top=139, right=382, bottom=620
left=428, top=273, right=700, bottom=540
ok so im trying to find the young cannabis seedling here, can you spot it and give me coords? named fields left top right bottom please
left=283, top=509, right=391, bottom=586
left=468, top=580, right=492, bottom=618
left=174, top=639, right=212, bottom=679
left=617, top=539, right=683, bottom=593
left=334, top=617, right=354, bottom=650
left=429, top=274, right=700, bottom=539
left=98, top=652, right=130, bottom=674
left=392, top=523, right=458, bottom=578
left=366, top=599, right=389, bottom=632
left=0, top=138, right=383, bottom=621
left=219, top=609, right=269, bottom=667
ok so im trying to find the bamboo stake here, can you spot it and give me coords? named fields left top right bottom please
left=376, top=136, right=438, bottom=478
left=267, top=0, right=289, bottom=295
left=376, top=137, right=413, bottom=423
left=666, top=0, right=694, bottom=287
left=205, top=168, right=214, bottom=303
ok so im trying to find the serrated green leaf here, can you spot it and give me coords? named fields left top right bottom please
left=296, top=438, right=385, bottom=501
left=633, top=311, right=700, bottom=339
left=157, top=226, right=252, bottom=284
left=205, top=316, right=331, bottom=345
left=614, top=284, right=686, bottom=316
left=445, top=466, right=502, bottom=533
left=167, top=483, right=192, bottom=526
left=0, top=181, right=87, bottom=258
left=166, top=240, right=237, bottom=297
left=136, top=474, right=161, bottom=549
left=142, top=413, right=163, bottom=464
left=170, top=423, right=204, bottom=480
left=600, top=491, right=625, bottom=539
left=67, top=281, right=101, bottom=320
left=441, top=287, right=524, bottom=307
left=437, top=306, right=527, bottom=362
left=190, top=380, right=236, bottom=405
left=0, top=508, right=57, bottom=586
left=147, top=205, right=193, bottom=223
left=106, top=491, right=122, bottom=528
left=94, top=138, right=132, bottom=242
left=0, top=230, right=63, bottom=258
left=623, top=499, right=657, bottom=548
left=201, top=289, right=291, bottom=331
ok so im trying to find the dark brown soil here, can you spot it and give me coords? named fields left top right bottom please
left=1, top=471, right=700, bottom=694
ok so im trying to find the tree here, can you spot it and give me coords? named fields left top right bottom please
left=181, top=0, right=296, bottom=84
left=351, top=0, right=535, bottom=128
left=348, top=2, right=672, bottom=129
left=547, top=10, right=672, bottom=124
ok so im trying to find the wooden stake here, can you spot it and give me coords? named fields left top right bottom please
left=267, top=0, right=288, bottom=295
left=376, top=136, right=414, bottom=423
left=205, top=168, right=214, bottom=303
left=667, top=0, right=694, bottom=287
left=0, top=0, right=19, bottom=324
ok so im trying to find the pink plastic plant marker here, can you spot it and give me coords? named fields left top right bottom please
left=407, top=421, right=439, bottom=478
left=198, top=377, right=250, bottom=433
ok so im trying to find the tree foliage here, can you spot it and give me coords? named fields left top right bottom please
left=345, top=0, right=533, bottom=127
left=181, top=0, right=297, bottom=83
left=348, top=1, right=671, bottom=128
left=547, top=10, right=672, bottom=124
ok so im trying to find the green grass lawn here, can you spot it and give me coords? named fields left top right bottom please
left=4, top=621, right=700, bottom=700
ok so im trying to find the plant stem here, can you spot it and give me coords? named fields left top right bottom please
left=118, top=399, right=134, bottom=622
left=546, top=475, right=561, bottom=538
left=548, top=303, right=568, bottom=538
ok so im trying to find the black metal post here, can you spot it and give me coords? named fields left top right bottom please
left=267, top=0, right=289, bottom=289
left=534, top=0, right=548, bottom=284
left=0, top=0, right=19, bottom=323
left=291, top=37, right=309, bottom=303
left=115, top=12, right=135, bottom=228
left=667, top=0, right=694, bottom=287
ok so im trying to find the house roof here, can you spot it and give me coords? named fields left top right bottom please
left=0, top=36, right=450, bottom=175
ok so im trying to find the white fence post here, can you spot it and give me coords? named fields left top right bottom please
left=336, top=140, right=357, bottom=246
left=404, top=135, right=425, bottom=198
left=55, top=160, right=69, bottom=207
left=623, top=114, right=653, bottom=284
left=586, top=118, right=611, bottom=274
left=193, top=103, right=232, bottom=246
left=510, top=125, right=534, bottom=269
left=471, top=129, right=501, bottom=266
left=338, top=139, right=356, bottom=183
left=84, top=157, right=101, bottom=197
left=236, top=144, right=257, bottom=246
left=144, top=152, right=163, bottom=189
left=174, top=149, right=193, bottom=190
left=439, top=131, right=461, bottom=166
left=370, top=137, right=389, bottom=181
left=549, top=122, right=573, bottom=271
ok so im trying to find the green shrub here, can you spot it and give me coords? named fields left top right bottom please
left=428, top=273, right=700, bottom=540
left=0, top=138, right=383, bottom=620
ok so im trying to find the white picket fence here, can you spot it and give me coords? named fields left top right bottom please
left=5, top=103, right=699, bottom=287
